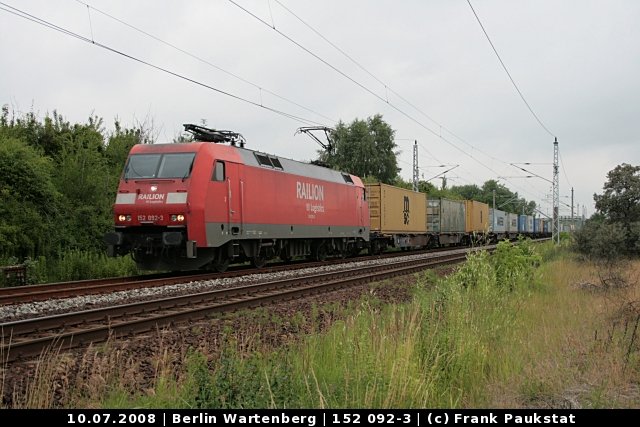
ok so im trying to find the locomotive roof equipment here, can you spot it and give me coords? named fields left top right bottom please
left=183, top=123, right=246, bottom=147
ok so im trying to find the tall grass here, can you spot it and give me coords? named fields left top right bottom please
left=131, top=240, right=543, bottom=409
left=0, top=250, right=139, bottom=285
left=10, top=240, right=639, bottom=408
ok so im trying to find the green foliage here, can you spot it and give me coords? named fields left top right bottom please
left=574, top=220, right=631, bottom=261
left=449, top=179, right=537, bottom=215
left=416, top=244, right=542, bottom=405
left=0, top=105, right=149, bottom=281
left=575, top=163, right=640, bottom=259
left=393, top=176, right=536, bottom=213
left=183, top=346, right=292, bottom=409
left=319, top=114, right=400, bottom=184
left=492, top=239, right=542, bottom=290
left=594, top=163, right=640, bottom=225
left=45, top=250, right=139, bottom=282
left=0, top=136, right=61, bottom=258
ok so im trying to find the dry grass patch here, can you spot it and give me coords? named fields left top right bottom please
left=489, top=258, right=640, bottom=408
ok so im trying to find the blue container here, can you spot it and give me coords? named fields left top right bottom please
left=489, top=208, right=507, bottom=233
left=518, top=214, right=527, bottom=232
left=533, top=218, right=542, bottom=233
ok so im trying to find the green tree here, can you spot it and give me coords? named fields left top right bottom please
left=0, top=105, right=150, bottom=268
left=576, top=163, right=640, bottom=258
left=450, top=184, right=482, bottom=201
left=593, top=164, right=640, bottom=226
left=319, top=114, right=399, bottom=184
left=448, top=179, right=537, bottom=214
left=0, top=137, right=61, bottom=258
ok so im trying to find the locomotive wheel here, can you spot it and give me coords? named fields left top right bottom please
left=252, top=254, right=267, bottom=268
left=314, top=243, right=327, bottom=262
left=212, top=257, right=230, bottom=273
left=279, top=246, right=293, bottom=262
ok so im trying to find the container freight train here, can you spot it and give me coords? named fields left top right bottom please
left=365, top=184, right=550, bottom=252
left=104, top=125, right=550, bottom=271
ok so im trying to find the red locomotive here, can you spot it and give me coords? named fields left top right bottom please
left=104, top=124, right=369, bottom=271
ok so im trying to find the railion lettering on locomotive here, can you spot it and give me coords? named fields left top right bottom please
left=138, top=193, right=165, bottom=201
left=296, top=181, right=324, bottom=201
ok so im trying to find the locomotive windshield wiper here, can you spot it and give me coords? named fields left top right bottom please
left=182, top=162, right=193, bottom=182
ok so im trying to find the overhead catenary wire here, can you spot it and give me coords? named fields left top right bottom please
left=558, top=148, right=573, bottom=189
left=268, top=0, right=553, bottom=208
left=271, top=0, right=536, bottom=172
left=72, top=0, right=337, bottom=124
left=253, top=0, right=553, bottom=205
left=228, top=1, right=520, bottom=180
left=0, top=2, right=326, bottom=128
left=262, top=0, right=553, bottom=204
left=466, top=0, right=556, bottom=139
left=3, top=1, right=554, bottom=209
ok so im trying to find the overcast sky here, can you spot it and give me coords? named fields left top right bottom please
left=2, top=0, right=639, bottom=217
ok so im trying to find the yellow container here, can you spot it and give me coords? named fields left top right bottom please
left=464, top=200, right=489, bottom=233
left=366, top=183, right=427, bottom=234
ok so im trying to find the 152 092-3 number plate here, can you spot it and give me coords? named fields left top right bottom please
left=137, top=214, right=164, bottom=222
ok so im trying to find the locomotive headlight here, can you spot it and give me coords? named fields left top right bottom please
left=171, top=214, right=185, bottom=222
left=118, top=214, right=132, bottom=222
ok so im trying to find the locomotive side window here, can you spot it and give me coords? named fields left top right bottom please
left=255, top=153, right=273, bottom=167
left=270, top=157, right=283, bottom=169
left=254, top=153, right=284, bottom=170
left=342, top=173, right=354, bottom=184
left=212, top=160, right=226, bottom=181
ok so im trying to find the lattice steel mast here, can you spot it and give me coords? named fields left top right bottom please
left=552, top=137, right=560, bottom=244
left=413, top=140, right=419, bottom=192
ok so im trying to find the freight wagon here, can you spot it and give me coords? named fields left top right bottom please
left=366, top=183, right=429, bottom=252
left=427, top=198, right=466, bottom=246
left=506, top=213, right=519, bottom=235
left=489, top=208, right=508, bottom=241
left=465, top=200, right=489, bottom=234
left=518, top=214, right=534, bottom=233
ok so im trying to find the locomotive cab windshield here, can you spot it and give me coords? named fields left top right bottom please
left=124, top=152, right=196, bottom=180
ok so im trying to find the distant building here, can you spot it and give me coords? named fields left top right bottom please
left=559, top=215, right=585, bottom=232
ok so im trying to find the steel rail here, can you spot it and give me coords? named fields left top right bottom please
left=0, top=251, right=469, bottom=362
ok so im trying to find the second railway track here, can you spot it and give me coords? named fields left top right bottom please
left=0, top=245, right=471, bottom=306
left=0, top=249, right=471, bottom=363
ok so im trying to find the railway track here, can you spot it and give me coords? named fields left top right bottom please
left=0, top=249, right=471, bottom=363
left=0, top=246, right=464, bottom=306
